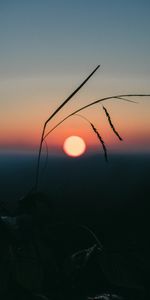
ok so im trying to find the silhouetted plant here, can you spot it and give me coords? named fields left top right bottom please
left=75, top=113, right=108, bottom=162
left=102, top=106, right=123, bottom=141
left=35, top=65, right=150, bottom=190
left=35, top=65, right=100, bottom=190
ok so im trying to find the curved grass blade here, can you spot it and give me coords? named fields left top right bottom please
left=116, top=96, right=138, bottom=104
left=103, top=106, right=123, bottom=141
left=35, top=65, right=100, bottom=190
left=43, top=94, right=150, bottom=141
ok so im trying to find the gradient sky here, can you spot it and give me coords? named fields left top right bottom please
left=1, top=0, right=150, bottom=155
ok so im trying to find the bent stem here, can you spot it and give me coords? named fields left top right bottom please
left=43, top=94, right=150, bottom=140
left=35, top=65, right=100, bottom=190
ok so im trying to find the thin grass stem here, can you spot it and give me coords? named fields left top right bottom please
left=43, top=94, right=150, bottom=140
left=35, top=65, right=100, bottom=190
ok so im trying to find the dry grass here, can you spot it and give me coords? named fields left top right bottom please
left=90, top=122, right=108, bottom=162
left=75, top=113, right=108, bottom=162
left=35, top=65, right=150, bottom=190
left=102, top=106, right=123, bottom=141
left=35, top=65, right=100, bottom=190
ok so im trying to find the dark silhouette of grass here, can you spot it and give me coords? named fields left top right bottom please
left=35, top=65, right=100, bottom=190
left=1, top=65, right=150, bottom=299
left=35, top=64, right=150, bottom=191
left=43, top=93, right=150, bottom=141
left=41, top=140, right=49, bottom=176
left=75, top=113, right=108, bottom=162
left=102, top=106, right=123, bottom=141
left=116, top=96, right=138, bottom=104
left=42, top=93, right=150, bottom=168
left=90, top=123, right=108, bottom=162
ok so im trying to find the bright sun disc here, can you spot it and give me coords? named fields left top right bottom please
left=63, top=136, right=86, bottom=157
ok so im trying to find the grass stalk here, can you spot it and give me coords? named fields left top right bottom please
left=102, top=106, right=123, bottom=141
left=75, top=114, right=108, bottom=161
left=43, top=94, right=150, bottom=140
left=35, top=65, right=100, bottom=190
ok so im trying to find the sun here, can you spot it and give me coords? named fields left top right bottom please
left=63, top=136, right=86, bottom=157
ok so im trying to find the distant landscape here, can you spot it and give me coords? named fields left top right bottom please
left=1, top=152, right=150, bottom=251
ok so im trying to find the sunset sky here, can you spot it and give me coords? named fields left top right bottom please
left=1, top=0, right=150, bottom=155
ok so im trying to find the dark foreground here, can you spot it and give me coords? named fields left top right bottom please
left=0, top=153, right=150, bottom=299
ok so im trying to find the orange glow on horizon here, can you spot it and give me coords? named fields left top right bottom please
left=1, top=102, right=150, bottom=154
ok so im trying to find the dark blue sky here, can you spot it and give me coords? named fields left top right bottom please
left=1, top=0, right=150, bottom=78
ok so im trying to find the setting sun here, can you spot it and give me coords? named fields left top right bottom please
left=63, top=136, right=86, bottom=157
